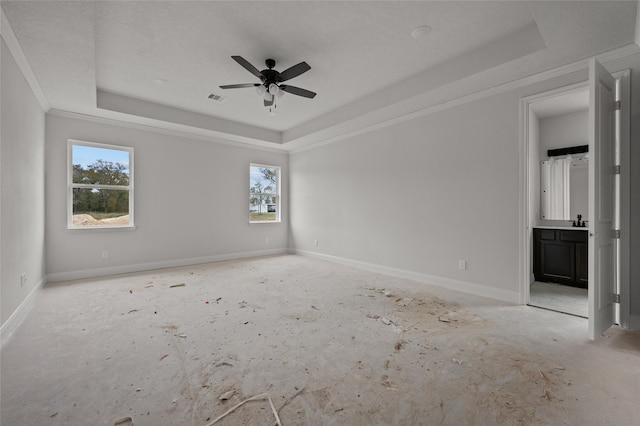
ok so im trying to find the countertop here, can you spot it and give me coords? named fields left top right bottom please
left=534, top=226, right=588, bottom=230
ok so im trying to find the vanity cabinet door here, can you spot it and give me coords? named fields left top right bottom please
left=540, top=239, right=575, bottom=282
left=533, top=228, right=587, bottom=287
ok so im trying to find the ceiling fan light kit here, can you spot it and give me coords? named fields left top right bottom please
left=220, top=56, right=316, bottom=112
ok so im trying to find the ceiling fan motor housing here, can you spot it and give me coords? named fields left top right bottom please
left=260, top=69, right=281, bottom=87
left=260, top=59, right=284, bottom=89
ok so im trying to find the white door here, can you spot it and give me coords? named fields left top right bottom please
left=588, top=58, right=616, bottom=340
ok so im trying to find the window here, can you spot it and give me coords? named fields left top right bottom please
left=68, top=140, right=134, bottom=229
left=249, top=164, right=280, bottom=223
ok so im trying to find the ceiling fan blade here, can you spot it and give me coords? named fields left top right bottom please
left=264, top=97, right=274, bottom=107
left=279, top=84, right=316, bottom=99
left=219, top=83, right=261, bottom=89
left=231, top=56, right=264, bottom=79
left=277, top=62, right=311, bottom=82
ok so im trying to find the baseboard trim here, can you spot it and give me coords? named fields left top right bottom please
left=293, top=249, right=520, bottom=304
left=46, top=248, right=289, bottom=283
left=1, top=277, right=46, bottom=348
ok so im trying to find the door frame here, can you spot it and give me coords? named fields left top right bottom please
left=518, top=68, right=630, bottom=329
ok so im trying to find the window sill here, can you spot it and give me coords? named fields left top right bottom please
left=66, top=225, right=137, bottom=232
left=249, top=221, right=282, bottom=225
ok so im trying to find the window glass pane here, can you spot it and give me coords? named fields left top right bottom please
left=249, top=165, right=279, bottom=223
left=72, top=145, right=130, bottom=185
left=250, top=166, right=277, bottom=194
left=249, top=196, right=277, bottom=221
left=72, top=188, right=130, bottom=226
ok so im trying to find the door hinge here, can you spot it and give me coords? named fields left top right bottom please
left=613, top=293, right=620, bottom=304
left=613, top=229, right=620, bottom=239
left=613, top=165, right=621, bottom=175
left=614, top=100, right=621, bottom=110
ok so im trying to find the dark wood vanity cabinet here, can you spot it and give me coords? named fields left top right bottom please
left=533, top=228, right=588, bottom=288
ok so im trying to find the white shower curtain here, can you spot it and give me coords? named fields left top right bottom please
left=541, top=157, right=572, bottom=220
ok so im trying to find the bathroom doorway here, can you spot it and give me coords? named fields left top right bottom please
left=520, top=61, right=631, bottom=338
left=526, top=84, right=590, bottom=318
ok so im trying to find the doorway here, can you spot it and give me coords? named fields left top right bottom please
left=526, top=84, right=590, bottom=318
left=519, top=62, right=631, bottom=338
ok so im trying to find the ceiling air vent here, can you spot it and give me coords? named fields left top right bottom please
left=208, top=93, right=226, bottom=102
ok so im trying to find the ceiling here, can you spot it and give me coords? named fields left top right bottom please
left=532, top=88, right=589, bottom=119
left=2, top=1, right=638, bottom=150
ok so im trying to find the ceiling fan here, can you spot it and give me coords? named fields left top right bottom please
left=220, top=56, right=316, bottom=107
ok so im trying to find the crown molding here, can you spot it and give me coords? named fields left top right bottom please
left=1, top=8, right=50, bottom=112
left=47, top=109, right=287, bottom=154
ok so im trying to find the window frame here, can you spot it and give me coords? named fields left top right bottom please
left=249, top=163, right=281, bottom=224
left=67, top=139, right=135, bottom=230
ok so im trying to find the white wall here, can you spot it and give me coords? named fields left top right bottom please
left=569, top=166, right=588, bottom=221
left=45, top=115, right=288, bottom=280
left=0, top=39, right=46, bottom=333
left=538, top=110, right=588, bottom=161
left=289, top=60, right=639, bottom=305
left=290, top=89, right=524, bottom=301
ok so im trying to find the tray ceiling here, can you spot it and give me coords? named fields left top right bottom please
left=2, top=1, right=638, bottom=149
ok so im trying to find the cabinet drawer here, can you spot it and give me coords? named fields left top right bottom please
left=560, top=230, right=587, bottom=243
left=539, top=230, right=556, bottom=240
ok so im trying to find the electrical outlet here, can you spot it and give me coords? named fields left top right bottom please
left=458, top=260, right=466, bottom=270
left=102, top=250, right=109, bottom=259
left=20, top=273, right=26, bottom=287
left=314, top=239, right=318, bottom=247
